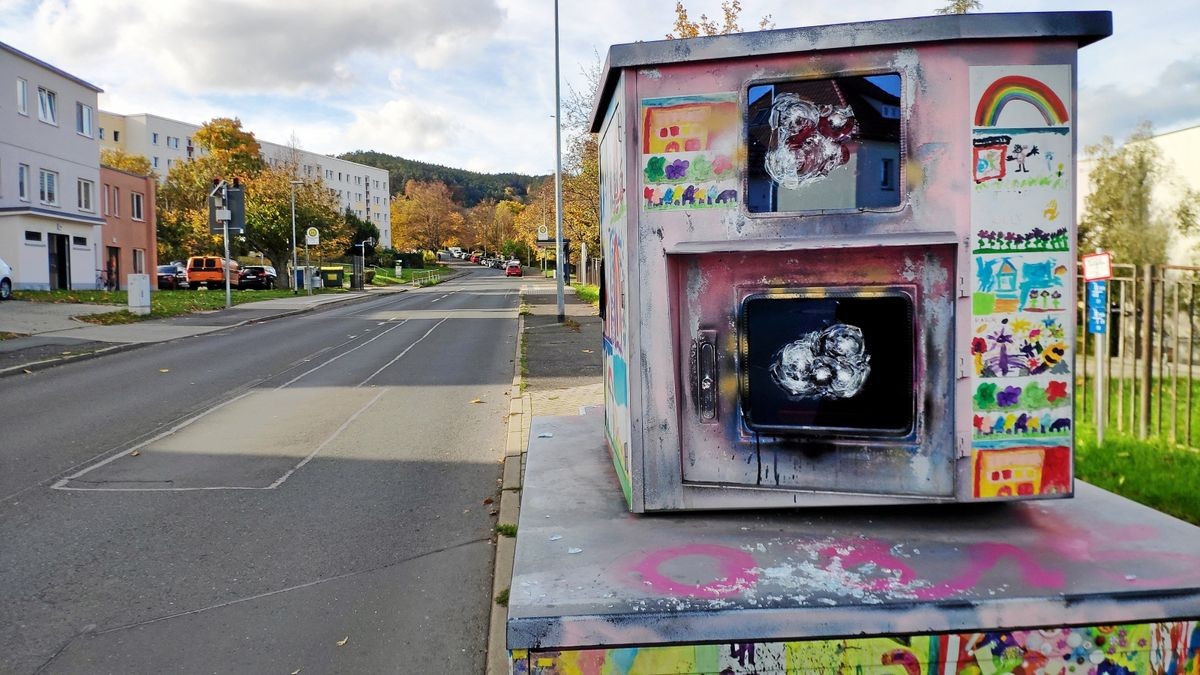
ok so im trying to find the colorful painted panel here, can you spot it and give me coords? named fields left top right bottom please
left=515, top=621, right=1200, bottom=674
left=640, top=94, right=739, bottom=211
left=969, top=65, right=1074, bottom=501
left=601, top=97, right=633, bottom=506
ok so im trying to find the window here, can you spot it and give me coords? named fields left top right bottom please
left=131, top=191, right=144, bottom=220
left=745, top=73, right=902, bottom=213
left=99, top=127, right=105, bottom=140
left=112, top=187, right=119, bottom=217
left=25, top=231, right=42, bottom=242
left=152, top=156, right=159, bottom=169
left=39, top=169, right=58, bottom=205
left=37, top=87, right=57, bottom=124
left=113, top=130, right=119, bottom=142
left=76, top=102, right=93, bottom=137
left=73, top=236, right=87, bottom=246
left=16, top=78, right=27, bottom=115
left=151, top=132, right=159, bottom=145
left=102, top=183, right=110, bottom=214
left=17, top=164, right=30, bottom=201
left=133, top=249, right=145, bottom=274
left=77, top=178, right=94, bottom=211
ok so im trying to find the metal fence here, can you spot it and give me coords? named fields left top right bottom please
left=1075, top=263, right=1200, bottom=448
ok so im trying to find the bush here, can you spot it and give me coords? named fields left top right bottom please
left=392, top=252, right=425, bottom=269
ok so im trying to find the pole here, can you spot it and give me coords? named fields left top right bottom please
left=290, top=182, right=298, bottom=294
left=1139, top=264, right=1153, bottom=439
left=222, top=217, right=232, bottom=309
left=553, top=0, right=565, bottom=322
left=305, top=241, right=311, bottom=295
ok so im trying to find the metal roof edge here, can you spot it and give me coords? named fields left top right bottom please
left=589, top=11, right=1113, bottom=132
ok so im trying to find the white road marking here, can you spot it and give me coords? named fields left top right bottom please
left=358, top=317, right=448, bottom=386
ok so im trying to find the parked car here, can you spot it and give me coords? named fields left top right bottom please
left=156, top=263, right=189, bottom=290
left=469, top=254, right=481, bottom=263
left=238, top=265, right=277, bottom=290
left=0, top=256, right=12, bottom=300
left=505, top=261, right=523, bottom=277
left=186, top=256, right=240, bottom=289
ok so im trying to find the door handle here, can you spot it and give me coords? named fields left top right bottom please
left=691, top=330, right=718, bottom=422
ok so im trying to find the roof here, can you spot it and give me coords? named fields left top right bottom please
left=0, top=41, right=103, bottom=94
left=589, top=11, right=1112, bottom=132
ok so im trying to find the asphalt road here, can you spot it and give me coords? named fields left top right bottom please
left=0, top=267, right=519, bottom=673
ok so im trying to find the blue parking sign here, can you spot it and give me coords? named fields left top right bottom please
left=1087, top=281, right=1108, bottom=334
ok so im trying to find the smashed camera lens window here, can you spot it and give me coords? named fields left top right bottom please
left=746, top=74, right=902, bottom=213
left=740, top=291, right=915, bottom=436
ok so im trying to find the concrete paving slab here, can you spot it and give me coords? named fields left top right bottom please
left=40, top=323, right=231, bottom=344
left=0, top=300, right=122, bottom=334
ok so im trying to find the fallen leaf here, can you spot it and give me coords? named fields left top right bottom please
left=483, top=497, right=494, bottom=505
left=463, top=509, right=471, bottom=514
left=291, top=670, right=302, bottom=675
left=23, top=369, right=32, bottom=374
left=159, top=368, right=170, bottom=373
left=581, top=349, right=593, bottom=353
left=336, top=636, right=349, bottom=647
left=489, top=508, right=499, bottom=516
left=130, top=450, right=141, bottom=457
left=61, top=351, right=73, bottom=355
left=470, top=398, right=483, bottom=404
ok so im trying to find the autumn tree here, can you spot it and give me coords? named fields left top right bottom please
left=392, top=180, right=462, bottom=252
left=667, top=1, right=772, bottom=39
left=100, top=148, right=153, bottom=177
left=155, top=117, right=344, bottom=284
left=1080, top=122, right=1199, bottom=266
left=936, top=0, right=983, bottom=13
left=240, top=168, right=343, bottom=287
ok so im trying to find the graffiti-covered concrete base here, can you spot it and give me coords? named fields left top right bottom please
left=508, top=412, right=1200, bottom=674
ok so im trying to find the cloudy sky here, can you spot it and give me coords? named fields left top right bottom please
left=2, top=0, right=1197, bottom=175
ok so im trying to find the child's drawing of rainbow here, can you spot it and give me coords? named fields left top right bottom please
left=974, top=75, right=1069, bottom=127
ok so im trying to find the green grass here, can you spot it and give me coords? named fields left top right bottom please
left=12, top=287, right=348, bottom=324
left=495, top=523, right=517, bottom=537
left=1078, top=375, right=1200, bottom=449
left=494, top=587, right=509, bottom=607
left=1075, top=422, right=1200, bottom=525
left=572, top=283, right=599, bottom=306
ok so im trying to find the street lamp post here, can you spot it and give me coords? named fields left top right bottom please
left=553, top=0, right=565, bottom=322
left=290, top=180, right=302, bottom=294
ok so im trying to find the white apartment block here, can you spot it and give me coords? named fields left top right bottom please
left=1, top=41, right=105, bottom=290
left=99, top=112, right=391, bottom=247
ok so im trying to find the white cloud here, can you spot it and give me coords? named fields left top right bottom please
left=23, top=0, right=504, bottom=91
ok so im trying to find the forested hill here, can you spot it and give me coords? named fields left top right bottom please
left=338, top=150, right=546, bottom=207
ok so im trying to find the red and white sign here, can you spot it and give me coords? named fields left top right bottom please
left=1081, top=251, right=1113, bottom=282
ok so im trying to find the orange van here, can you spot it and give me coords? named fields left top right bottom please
left=186, top=256, right=240, bottom=289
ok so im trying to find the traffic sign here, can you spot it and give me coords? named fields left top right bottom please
left=305, top=227, right=319, bottom=246
left=1087, top=280, right=1108, bottom=334
left=1082, top=251, right=1113, bottom=282
left=537, top=225, right=550, bottom=241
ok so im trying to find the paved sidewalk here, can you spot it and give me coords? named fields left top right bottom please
left=487, top=276, right=603, bottom=675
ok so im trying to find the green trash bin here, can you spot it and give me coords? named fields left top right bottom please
left=320, top=267, right=345, bottom=288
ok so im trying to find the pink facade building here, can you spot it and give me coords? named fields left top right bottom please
left=99, top=166, right=156, bottom=289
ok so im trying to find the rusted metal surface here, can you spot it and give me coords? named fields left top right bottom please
left=508, top=413, right=1200, bottom=650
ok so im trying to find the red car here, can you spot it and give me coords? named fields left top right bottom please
left=505, top=261, right=523, bottom=277
left=469, top=254, right=481, bottom=263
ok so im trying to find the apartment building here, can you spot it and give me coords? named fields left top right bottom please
left=99, top=112, right=392, bottom=247
left=1, top=41, right=104, bottom=290
left=99, top=166, right=156, bottom=289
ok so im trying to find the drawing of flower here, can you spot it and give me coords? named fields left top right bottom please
left=1012, top=318, right=1031, bottom=334
left=665, top=159, right=690, bottom=180
left=1046, top=380, right=1068, bottom=402
left=997, top=386, right=1022, bottom=407
left=971, top=337, right=988, bottom=354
